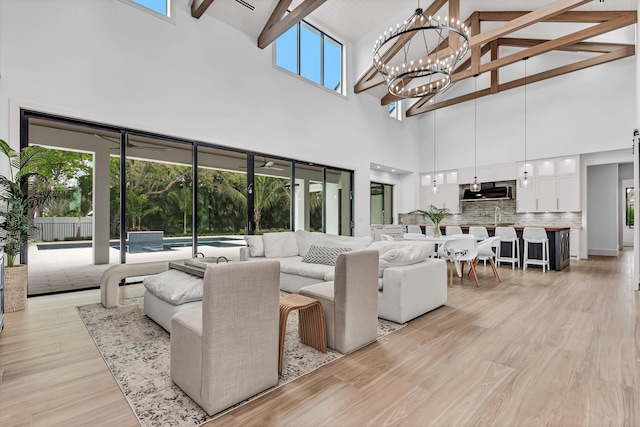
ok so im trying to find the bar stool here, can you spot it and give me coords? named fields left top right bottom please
left=523, top=227, right=550, bottom=272
left=445, top=225, right=463, bottom=236
left=468, top=226, right=489, bottom=240
left=495, top=226, right=520, bottom=269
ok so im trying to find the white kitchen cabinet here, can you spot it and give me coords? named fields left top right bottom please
left=496, top=163, right=517, bottom=181
left=536, top=159, right=556, bottom=176
left=446, top=171, right=458, bottom=184
left=557, top=174, right=580, bottom=211
left=477, top=166, right=497, bottom=183
left=420, top=184, right=436, bottom=211
left=516, top=179, right=537, bottom=212
left=557, top=156, right=579, bottom=175
left=457, top=168, right=475, bottom=184
left=570, top=229, right=580, bottom=258
left=536, top=176, right=558, bottom=212
left=516, top=161, right=535, bottom=178
left=440, top=184, right=460, bottom=213
left=420, top=183, right=459, bottom=213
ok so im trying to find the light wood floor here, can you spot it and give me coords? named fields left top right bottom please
left=1, top=251, right=639, bottom=426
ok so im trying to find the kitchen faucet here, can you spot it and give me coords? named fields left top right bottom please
left=494, top=206, right=501, bottom=226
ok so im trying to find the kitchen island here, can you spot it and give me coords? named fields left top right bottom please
left=420, top=225, right=571, bottom=271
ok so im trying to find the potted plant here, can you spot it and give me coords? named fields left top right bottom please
left=0, top=139, right=67, bottom=312
left=409, top=205, right=451, bottom=237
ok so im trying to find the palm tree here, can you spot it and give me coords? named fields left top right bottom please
left=167, top=186, right=192, bottom=235
left=126, top=191, right=161, bottom=230
left=0, top=140, right=69, bottom=266
left=252, top=175, right=290, bottom=232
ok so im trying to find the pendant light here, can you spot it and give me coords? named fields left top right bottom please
left=522, top=57, right=529, bottom=189
left=471, top=74, right=480, bottom=192
left=432, top=109, right=438, bottom=194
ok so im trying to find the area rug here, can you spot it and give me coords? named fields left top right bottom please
left=77, top=297, right=404, bottom=427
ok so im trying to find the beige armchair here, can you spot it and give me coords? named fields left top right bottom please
left=170, top=261, right=280, bottom=416
left=299, top=250, right=379, bottom=354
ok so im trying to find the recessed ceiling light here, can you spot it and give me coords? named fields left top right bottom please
left=376, top=165, right=380, bottom=169
left=392, top=169, right=396, bottom=172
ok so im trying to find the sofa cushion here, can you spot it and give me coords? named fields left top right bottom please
left=378, top=242, right=435, bottom=269
left=315, top=234, right=373, bottom=252
left=302, top=245, right=352, bottom=266
left=143, top=269, right=204, bottom=305
left=280, top=257, right=334, bottom=280
left=243, top=235, right=264, bottom=257
left=263, top=231, right=299, bottom=258
left=295, top=229, right=324, bottom=257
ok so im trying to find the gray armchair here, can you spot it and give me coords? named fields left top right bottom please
left=170, top=261, right=280, bottom=416
left=299, top=250, right=379, bottom=354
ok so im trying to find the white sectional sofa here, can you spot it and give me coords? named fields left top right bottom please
left=240, top=230, right=447, bottom=323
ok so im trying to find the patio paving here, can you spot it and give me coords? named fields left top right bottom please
left=26, top=241, right=245, bottom=296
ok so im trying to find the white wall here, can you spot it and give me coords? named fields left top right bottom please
left=0, top=0, right=422, bottom=237
left=418, top=57, right=636, bottom=172
left=587, top=164, right=620, bottom=256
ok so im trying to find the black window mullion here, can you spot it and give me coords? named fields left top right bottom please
left=191, top=146, right=198, bottom=255
left=120, top=131, right=127, bottom=265
left=297, top=22, right=301, bottom=75
left=322, top=168, right=327, bottom=233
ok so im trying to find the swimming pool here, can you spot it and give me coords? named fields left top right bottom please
left=36, top=236, right=246, bottom=252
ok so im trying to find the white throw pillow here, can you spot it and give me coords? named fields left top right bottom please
left=316, top=234, right=373, bottom=252
left=295, top=229, right=324, bottom=257
left=302, top=244, right=352, bottom=266
left=263, top=231, right=299, bottom=258
left=378, top=242, right=435, bottom=269
left=143, top=270, right=203, bottom=305
left=243, top=235, right=264, bottom=257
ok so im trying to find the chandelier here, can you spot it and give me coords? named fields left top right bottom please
left=373, top=7, right=470, bottom=98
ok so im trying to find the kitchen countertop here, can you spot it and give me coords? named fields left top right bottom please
left=420, top=225, right=571, bottom=232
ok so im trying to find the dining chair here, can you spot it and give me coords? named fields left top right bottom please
left=474, top=236, right=502, bottom=282
left=407, top=225, right=423, bottom=234
left=468, top=226, right=489, bottom=241
left=442, top=238, right=479, bottom=287
left=423, top=225, right=435, bottom=237
left=445, top=225, right=463, bottom=236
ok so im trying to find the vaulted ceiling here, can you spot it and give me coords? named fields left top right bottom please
left=193, top=0, right=637, bottom=118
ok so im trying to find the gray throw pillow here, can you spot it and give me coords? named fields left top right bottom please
left=302, top=244, right=352, bottom=266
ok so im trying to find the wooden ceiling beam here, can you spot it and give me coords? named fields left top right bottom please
left=499, top=37, right=633, bottom=54
left=477, top=10, right=631, bottom=23
left=354, top=0, right=448, bottom=94
left=257, top=0, right=326, bottom=49
left=449, top=11, right=636, bottom=84
left=407, top=45, right=634, bottom=117
left=477, top=12, right=636, bottom=73
left=191, top=0, right=215, bottom=19
left=490, top=40, right=499, bottom=94
left=468, top=0, right=593, bottom=48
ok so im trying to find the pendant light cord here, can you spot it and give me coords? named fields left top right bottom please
left=524, top=58, right=528, bottom=166
left=474, top=75, right=477, bottom=179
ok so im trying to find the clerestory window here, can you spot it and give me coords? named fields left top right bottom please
left=389, top=101, right=402, bottom=120
left=120, top=0, right=173, bottom=22
left=275, top=19, right=343, bottom=95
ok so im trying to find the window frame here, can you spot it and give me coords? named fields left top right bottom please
left=388, top=101, right=402, bottom=121
left=274, top=19, right=345, bottom=97
left=119, top=0, right=175, bottom=24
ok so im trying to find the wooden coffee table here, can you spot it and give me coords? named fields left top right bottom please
left=278, top=294, right=327, bottom=375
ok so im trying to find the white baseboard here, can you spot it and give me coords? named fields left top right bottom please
left=588, top=248, right=620, bottom=257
